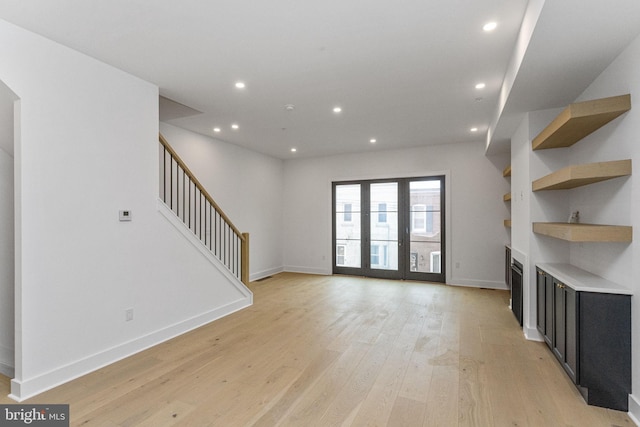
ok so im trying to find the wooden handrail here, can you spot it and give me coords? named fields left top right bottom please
left=241, top=232, right=250, bottom=286
left=159, top=133, right=245, bottom=241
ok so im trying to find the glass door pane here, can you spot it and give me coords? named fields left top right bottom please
left=335, top=184, right=361, bottom=268
left=409, top=179, right=442, bottom=275
left=370, top=182, right=398, bottom=271
left=333, top=176, right=445, bottom=283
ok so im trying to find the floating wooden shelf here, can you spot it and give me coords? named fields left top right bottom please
left=503, top=192, right=511, bottom=201
left=503, top=165, right=511, bottom=177
left=533, top=222, right=632, bottom=242
left=532, top=159, right=631, bottom=191
left=504, top=219, right=512, bottom=228
left=532, top=94, right=631, bottom=150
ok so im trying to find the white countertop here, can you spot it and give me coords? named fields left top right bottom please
left=537, top=263, right=632, bottom=295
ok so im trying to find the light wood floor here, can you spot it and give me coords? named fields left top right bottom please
left=0, top=273, right=634, bottom=426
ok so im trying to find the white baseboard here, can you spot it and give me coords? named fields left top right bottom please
left=448, top=277, right=508, bottom=290
left=9, top=296, right=251, bottom=402
left=283, top=265, right=331, bottom=276
left=250, top=266, right=284, bottom=282
left=523, top=325, right=544, bottom=342
left=278, top=269, right=509, bottom=290
left=628, top=394, right=640, bottom=426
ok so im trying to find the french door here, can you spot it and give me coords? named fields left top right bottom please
left=332, top=176, right=445, bottom=282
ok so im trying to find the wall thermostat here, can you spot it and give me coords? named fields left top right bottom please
left=119, top=210, right=132, bottom=221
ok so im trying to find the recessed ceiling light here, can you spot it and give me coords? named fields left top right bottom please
left=333, top=106, right=342, bottom=113
left=483, top=22, right=497, bottom=32
left=291, top=148, right=297, bottom=152
left=231, top=123, right=239, bottom=130
left=475, top=83, right=486, bottom=89
left=370, top=139, right=377, bottom=144
left=213, top=127, right=221, bottom=133
left=235, top=81, right=246, bottom=89
left=470, top=127, right=479, bottom=132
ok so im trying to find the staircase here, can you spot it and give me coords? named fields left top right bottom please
left=159, top=134, right=249, bottom=285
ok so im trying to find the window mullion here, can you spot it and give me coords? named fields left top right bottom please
left=362, top=183, right=370, bottom=271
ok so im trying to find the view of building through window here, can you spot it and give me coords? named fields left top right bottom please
left=370, top=182, right=398, bottom=270
left=409, top=180, right=441, bottom=273
left=335, top=184, right=361, bottom=268
left=333, top=177, right=443, bottom=281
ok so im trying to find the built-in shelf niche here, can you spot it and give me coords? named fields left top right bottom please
left=532, top=159, right=631, bottom=191
left=532, top=222, right=632, bottom=243
left=532, top=94, right=631, bottom=151
left=503, top=165, right=511, bottom=228
left=530, top=94, right=633, bottom=243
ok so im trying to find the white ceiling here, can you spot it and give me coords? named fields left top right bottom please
left=1, top=1, right=640, bottom=159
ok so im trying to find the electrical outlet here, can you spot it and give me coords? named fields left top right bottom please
left=125, top=308, right=134, bottom=322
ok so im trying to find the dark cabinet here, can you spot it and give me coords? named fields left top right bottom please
left=505, top=245, right=511, bottom=288
left=578, top=292, right=631, bottom=410
left=511, top=260, right=523, bottom=325
left=551, top=279, right=577, bottom=383
left=535, top=265, right=631, bottom=411
left=536, top=269, right=545, bottom=330
left=535, top=268, right=553, bottom=347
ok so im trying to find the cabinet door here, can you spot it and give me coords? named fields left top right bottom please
left=551, top=279, right=578, bottom=384
left=536, top=269, right=545, bottom=334
left=544, top=273, right=554, bottom=347
left=564, top=287, right=577, bottom=383
left=552, top=278, right=565, bottom=362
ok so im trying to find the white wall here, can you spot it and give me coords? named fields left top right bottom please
left=566, top=32, right=640, bottom=420
left=511, top=108, right=570, bottom=339
left=159, top=123, right=284, bottom=280
left=0, top=148, right=13, bottom=377
left=0, top=81, right=13, bottom=155
left=283, top=141, right=510, bottom=288
left=0, top=18, right=251, bottom=400
left=0, top=80, right=15, bottom=376
left=510, top=115, right=531, bottom=254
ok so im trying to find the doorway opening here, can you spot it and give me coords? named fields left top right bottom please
left=332, top=176, right=445, bottom=282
